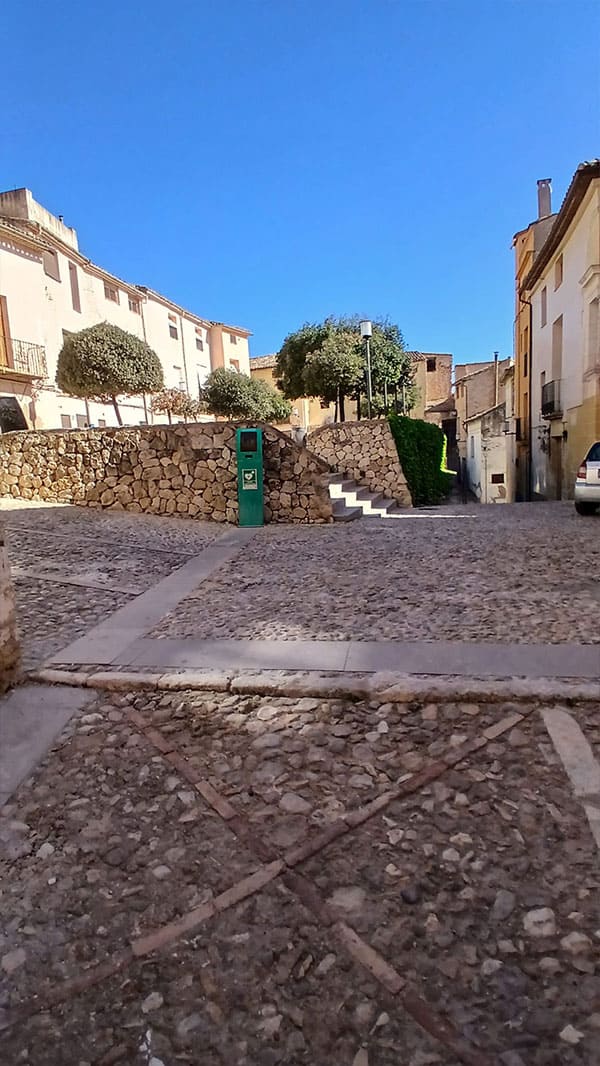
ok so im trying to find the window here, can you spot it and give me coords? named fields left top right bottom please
left=104, top=282, right=119, bottom=304
left=229, top=333, right=237, bottom=345
left=98, top=418, right=107, bottom=428
left=426, top=357, right=437, bottom=372
left=173, top=365, right=185, bottom=389
left=491, top=473, right=505, bottom=485
left=168, top=313, right=178, bottom=340
left=470, top=436, right=474, bottom=458
left=128, top=296, right=140, bottom=314
left=196, top=337, right=204, bottom=351
left=523, top=350, right=528, bottom=377
left=76, top=414, right=87, bottom=429
left=69, top=263, right=81, bottom=312
left=230, top=358, right=240, bottom=372
left=554, top=254, right=563, bottom=290
left=43, top=249, right=61, bottom=281
left=541, top=286, right=547, bottom=327
left=60, top=414, right=72, bottom=429
left=523, top=326, right=529, bottom=376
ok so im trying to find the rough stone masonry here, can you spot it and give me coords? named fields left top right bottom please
left=308, top=419, right=412, bottom=507
left=0, top=422, right=333, bottom=524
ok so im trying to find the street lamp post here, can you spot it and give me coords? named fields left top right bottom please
left=359, top=320, right=373, bottom=419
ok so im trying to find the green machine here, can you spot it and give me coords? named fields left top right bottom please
left=236, top=427, right=264, bottom=527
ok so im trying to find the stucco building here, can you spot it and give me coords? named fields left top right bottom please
left=511, top=180, right=556, bottom=500
left=0, top=189, right=250, bottom=431
left=516, top=161, right=600, bottom=500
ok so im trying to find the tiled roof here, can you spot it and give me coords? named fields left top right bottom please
left=250, top=354, right=278, bottom=369
left=0, top=218, right=50, bottom=251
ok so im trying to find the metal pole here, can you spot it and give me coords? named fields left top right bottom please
left=365, top=336, right=372, bottom=418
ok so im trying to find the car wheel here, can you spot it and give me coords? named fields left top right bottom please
left=575, top=501, right=598, bottom=516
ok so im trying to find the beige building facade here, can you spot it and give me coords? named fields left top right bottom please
left=519, top=161, right=600, bottom=500
left=0, top=189, right=250, bottom=431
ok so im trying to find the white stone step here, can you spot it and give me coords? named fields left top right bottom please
left=328, top=476, right=405, bottom=520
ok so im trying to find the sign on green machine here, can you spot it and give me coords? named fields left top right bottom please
left=236, top=428, right=264, bottom=527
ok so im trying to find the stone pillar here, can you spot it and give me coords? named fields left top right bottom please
left=0, top=519, right=19, bottom=692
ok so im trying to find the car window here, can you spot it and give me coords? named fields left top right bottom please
left=586, top=442, right=600, bottom=462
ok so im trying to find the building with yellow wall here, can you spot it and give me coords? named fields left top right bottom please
left=517, top=162, right=600, bottom=500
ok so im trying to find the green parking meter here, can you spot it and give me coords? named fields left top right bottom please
left=236, top=427, right=264, bottom=527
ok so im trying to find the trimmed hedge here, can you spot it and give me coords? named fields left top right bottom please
left=388, top=414, right=454, bottom=506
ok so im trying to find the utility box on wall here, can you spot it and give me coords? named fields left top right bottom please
left=236, top=428, right=264, bottom=527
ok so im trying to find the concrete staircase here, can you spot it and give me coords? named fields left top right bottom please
left=329, top=474, right=406, bottom=522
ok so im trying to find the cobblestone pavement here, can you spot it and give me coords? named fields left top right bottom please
left=1, top=687, right=599, bottom=1065
left=1, top=502, right=220, bottom=668
left=150, top=503, right=600, bottom=644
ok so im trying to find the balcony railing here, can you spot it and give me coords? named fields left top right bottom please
left=541, top=378, right=562, bottom=419
left=5, top=339, right=48, bottom=379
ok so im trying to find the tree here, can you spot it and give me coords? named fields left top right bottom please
left=202, top=367, right=292, bottom=422
left=275, top=316, right=414, bottom=421
left=302, top=331, right=364, bottom=422
left=151, top=387, right=204, bottom=423
left=56, top=322, right=163, bottom=425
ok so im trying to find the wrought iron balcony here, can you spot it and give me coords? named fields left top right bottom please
left=541, top=378, right=562, bottom=419
left=3, top=339, right=48, bottom=379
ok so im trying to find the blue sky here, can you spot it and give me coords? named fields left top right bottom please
left=3, top=1, right=599, bottom=365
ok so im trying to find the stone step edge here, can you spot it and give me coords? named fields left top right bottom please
left=24, top=667, right=599, bottom=705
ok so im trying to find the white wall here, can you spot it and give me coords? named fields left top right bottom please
left=1, top=226, right=248, bottom=430
left=222, top=330, right=250, bottom=374
left=466, top=408, right=512, bottom=503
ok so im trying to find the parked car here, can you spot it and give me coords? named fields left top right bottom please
left=575, top=441, right=600, bottom=515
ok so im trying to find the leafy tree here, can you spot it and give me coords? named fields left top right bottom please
left=302, top=331, right=364, bottom=422
left=151, top=387, right=204, bottom=423
left=275, top=316, right=413, bottom=421
left=202, top=367, right=292, bottom=422
left=56, top=322, right=163, bottom=425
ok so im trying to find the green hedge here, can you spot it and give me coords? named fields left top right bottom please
left=388, top=414, right=454, bottom=506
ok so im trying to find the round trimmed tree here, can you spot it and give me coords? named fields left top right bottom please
left=56, top=321, right=164, bottom=425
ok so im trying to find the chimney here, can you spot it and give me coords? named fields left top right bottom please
left=537, top=178, right=552, bottom=218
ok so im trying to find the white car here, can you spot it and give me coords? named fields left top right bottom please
left=575, top=441, right=600, bottom=515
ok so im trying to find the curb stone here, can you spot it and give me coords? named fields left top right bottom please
left=28, top=665, right=600, bottom=705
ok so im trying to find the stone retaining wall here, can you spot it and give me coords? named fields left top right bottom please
left=0, top=520, right=19, bottom=691
left=308, top=419, right=412, bottom=506
left=0, top=423, right=333, bottom=524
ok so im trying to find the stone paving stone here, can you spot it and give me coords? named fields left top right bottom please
left=1, top=882, right=463, bottom=1066
left=2, top=502, right=223, bottom=668
left=129, top=690, right=509, bottom=853
left=149, top=505, right=600, bottom=645
left=298, top=712, right=600, bottom=1065
left=0, top=695, right=258, bottom=998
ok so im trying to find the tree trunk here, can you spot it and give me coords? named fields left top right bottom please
left=167, top=411, right=172, bottom=425
left=334, top=397, right=338, bottom=423
left=339, top=390, right=346, bottom=423
left=111, top=396, right=123, bottom=426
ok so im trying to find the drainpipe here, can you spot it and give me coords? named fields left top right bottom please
left=494, top=351, right=499, bottom=406
left=518, top=292, right=534, bottom=500
left=179, top=314, right=190, bottom=395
